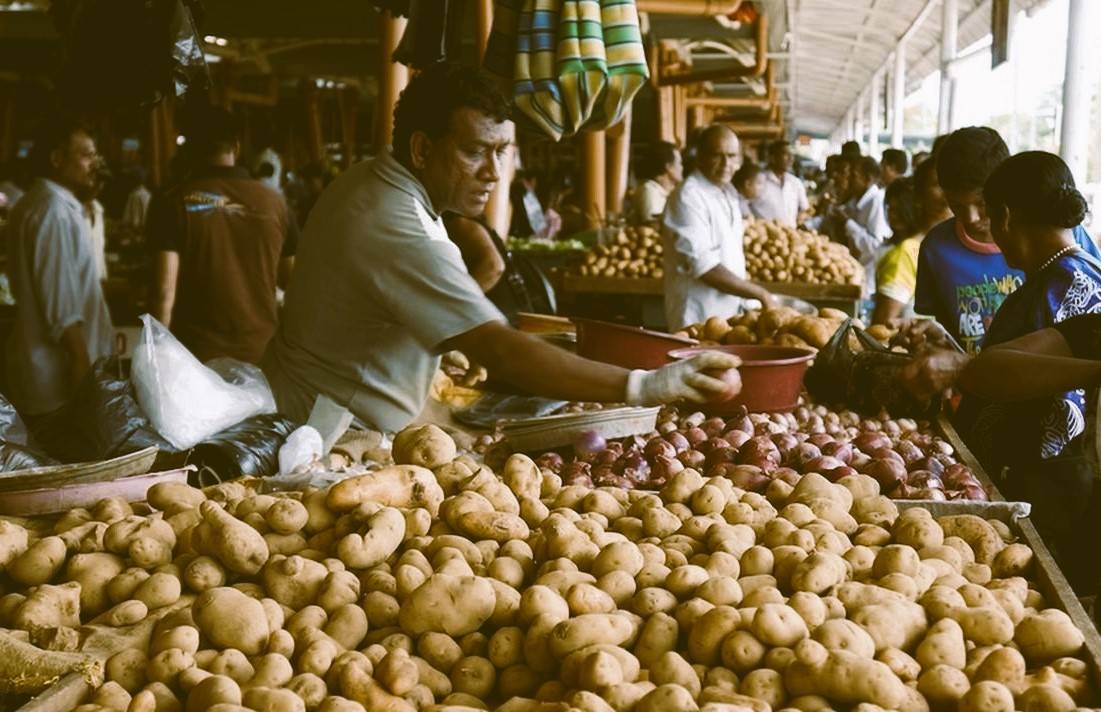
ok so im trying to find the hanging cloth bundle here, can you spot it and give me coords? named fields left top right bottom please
left=556, top=0, right=607, bottom=133
left=513, top=0, right=567, bottom=140
left=590, top=0, right=649, bottom=129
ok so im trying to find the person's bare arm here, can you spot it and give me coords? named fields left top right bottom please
left=444, top=321, right=629, bottom=402
left=958, top=327, right=1101, bottom=401
left=59, top=323, right=91, bottom=392
left=699, top=265, right=775, bottom=306
left=278, top=256, right=295, bottom=291
left=872, top=294, right=906, bottom=326
left=151, top=251, right=179, bottom=327
left=448, top=225, right=506, bottom=293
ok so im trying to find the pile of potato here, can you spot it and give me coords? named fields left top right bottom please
left=573, top=226, right=663, bottom=279
left=744, top=221, right=863, bottom=287
left=674, top=307, right=897, bottom=351
left=0, top=423, right=1094, bottom=712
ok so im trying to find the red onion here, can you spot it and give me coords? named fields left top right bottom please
left=824, top=465, right=858, bottom=482
left=943, top=464, right=974, bottom=488
left=854, top=432, right=892, bottom=453
left=807, top=433, right=835, bottom=448
left=615, top=452, right=649, bottom=477
left=535, top=452, right=564, bottom=472
left=678, top=449, right=706, bottom=469
left=652, top=455, right=685, bottom=480
left=803, top=455, right=844, bottom=474
left=911, top=457, right=945, bottom=477
left=701, top=417, right=727, bottom=438
left=561, top=461, right=593, bottom=487
left=895, top=441, right=925, bottom=467
left=658, top=421, right=678, bottom=435
left=697, top=437, right=731, bottom=455
left=820, top=441, right=854, bottom=464
left=865, top=458, right=907, bottom=494
left=771, top=432, right=800, bottom=455
left=906, top=470, right=944, bottom=490
left=572, top=431, right=607, bottom=459
left=717, top=464, right=770, bottom=492
left=960, top=483, right=988, bottom=501
left=605, top=440, right=625, bottom=456
left=684, top=428, right=708, bottom=447
left=871, top=447, right=906, bottom=467
left=664, top=431, right=690, bottom=454
left=723, top=430, right=752, bottom=449
left=644, top=437, right=677, bottom=460
left=737, top=436, right=781, bottom=465
left=910, top=487, right=948, bottom=501
left=850, top=451, right=872, bottom=471
left=785, top=443, right=822, bottom=469
left=591, top=449, right=619, bottom=466
left=705, top=447, right=738, bottom=470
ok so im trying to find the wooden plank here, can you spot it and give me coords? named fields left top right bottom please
left=935, top=414, right=1005, bottom=501
left=16, top=673, right=91, bottom=712
left=1016, top=516, right=1101, bottom=693
left=561, top=276, right=663, bottom=295
left=758, top=282, right=863, bottom=300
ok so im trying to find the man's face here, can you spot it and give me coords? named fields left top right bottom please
left=848, top=168, right=871, bottom=201
left=698, top=130, right=740, bottom=186
left=666, top=150, right=683, bottom=183
left=943, top=187, right=991, bottom=242
left=919, top=180, right=950, bottom=226
left=829, top=164, right=850, bottom=198
left=769, top=145, right=792, bottom=174
left=885, top=194, right=907, bottom=236
left=881, top=165, right=900, bottom=186
left=415, top=108, right=515, bottom=217
left=740, top=172, right=766, bottom=200
left=52, top=131, right=99, bottom=201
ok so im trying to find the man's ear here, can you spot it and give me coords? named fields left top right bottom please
left=409, top=131, right=432, bottom=171
left=49, top=146, right=65, bottom=173
left=999, top=205, right=1014, bottom=234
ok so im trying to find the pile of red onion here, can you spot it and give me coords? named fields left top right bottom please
left=534, top=403, right=988, bottom=501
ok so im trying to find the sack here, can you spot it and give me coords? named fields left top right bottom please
left=131, top=314, right=276, bottom=450
left=589, top=0, right=648, bottom=130
left=556, top=0, right=607, bottom=133
left=513, top=0, right=567, bottom=140
left=189, top=414, right=298, bottom=482
left=0, top=391, right=30, bottom=446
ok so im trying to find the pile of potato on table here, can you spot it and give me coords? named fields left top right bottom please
left=743, top=221, right=863, bottom=288
left=0, top=422, right=1093, bottom=712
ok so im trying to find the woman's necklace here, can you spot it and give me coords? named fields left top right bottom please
left=1036, top=244, right=1079, bottom=273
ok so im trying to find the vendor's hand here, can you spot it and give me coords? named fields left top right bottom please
left=900, top=350, right=971, bottom=402
left=758, top=290, right=778, bottom=309
left=625, top=351, right=742, bottom=406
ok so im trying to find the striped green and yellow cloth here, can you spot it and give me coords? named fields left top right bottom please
left=484, top=0, right=523, bottom=79
left=557, top=0, right=607, bottom=134
left=514, top=0, right=567, bottom=140
left=591, top=0, right=649, bottom=130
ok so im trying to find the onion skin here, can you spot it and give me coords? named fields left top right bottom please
left=785, top=443, right=822, bottom=470
left=683, top=428, right=709, bottom=448
left=820, top=441, right=853, bottom=464
left=705, top=447, right=739, bottom=471
left=678, top=449, right=706, bottom=469
left=644, top=437, right=677, bottom=460
left=737, top=437, right=781, bottom=466
left=807, top=433, right=835, bottom=448
left=713, top=464, right=770, bottom=492
left=701, top=417, right=728, bottom=438
left=698, top=437, right=732, bottom=455
left=853, top=431, right=892, bottom=453
left=535, top=452, right=565, bottom=473
left=894, top=440, right=925, bottom=467
left=664, top=431, right=690, bottom=454
left=723, top=430, right=752, bottom=449
left=865, top=458, right=907, bottom=494
left=906, top=470, right=944, bottom=490
left=870, top=447, right=906, bottom=468
left=652, top=455, right=685, bottom=481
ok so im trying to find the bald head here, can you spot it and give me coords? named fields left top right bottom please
left=695, top=124, right=740, bottom=186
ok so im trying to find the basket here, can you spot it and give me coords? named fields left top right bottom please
left=574, top=317, right=696, bottom=370
left=667, top=344, right=815, bottom=414
left=501, top=407, right=660, bottom=453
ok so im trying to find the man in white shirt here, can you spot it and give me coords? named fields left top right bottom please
left=6, top=120, right=113, bottom=419
left=832, top=155, right=890, bottom=289
left=751, top=141, right=810, bottom=227
left=264, top=63, right=739, bottom=430
left=662, top=125, right=775, bottom=331
left=634, top=141, right=682, bottom=223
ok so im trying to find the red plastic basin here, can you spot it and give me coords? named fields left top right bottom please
left=573, top=318, right=697, bottom=370
left=667, top=344, right=816, bottom=414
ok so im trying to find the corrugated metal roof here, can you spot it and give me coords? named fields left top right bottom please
left=779, top=0, right=1053, bottom=135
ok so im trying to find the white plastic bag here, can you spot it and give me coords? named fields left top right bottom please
left=131, top=315, right=275, bottom=449
left=278, top=425, right=323, bottom=477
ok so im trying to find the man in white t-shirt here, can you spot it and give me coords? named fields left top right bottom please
left=751, top=141, right=810, bottom=227
left=662, top=125, right=775, bottom=331
left=264, top=64, right=739, bottom=430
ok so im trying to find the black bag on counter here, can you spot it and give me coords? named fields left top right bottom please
left=31, top=357, right=174, bottom=464
left=805, top=319, right=937, bottom=418
left=0, top=392, right=58, bottom=471
left=188, top=414, right=298, bottom=483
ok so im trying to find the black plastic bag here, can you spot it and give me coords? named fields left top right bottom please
left=806, top=319, right=935, bottom=418
left=0, top=441, right=59, bottom=472
left=0, top=391, right=29, bottom=446
left=189, top=414, right=298, bottom=483
left=31, top=357, right=174, bottom=464
left=51, top=0, right=208, bottom=111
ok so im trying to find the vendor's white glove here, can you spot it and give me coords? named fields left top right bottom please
left=625, top=352, right=742, bottom=406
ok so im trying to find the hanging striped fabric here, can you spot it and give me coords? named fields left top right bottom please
left=556, top=0, right=607, bottom=135
left=513, top=0, right=567, bottom=140
left=590, top=0, right=648, bottom=130
left=483, top=0, right=523, bottom=78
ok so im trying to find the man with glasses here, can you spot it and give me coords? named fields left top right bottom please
left=662, top=124, right=774, bottom=331
left=5, top=118, right=113, bottom=423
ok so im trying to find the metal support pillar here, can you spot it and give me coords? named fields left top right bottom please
left=868, top=73, right=881, bottom=157
left=891, top=44, right=906, bottom=148
left=937, top=0, right=958, bottom=135
left=1059, top=0, right=1096, bottom=185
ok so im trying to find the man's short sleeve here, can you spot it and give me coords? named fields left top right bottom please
left=796, top=178, right=809, bottom=212
left=144, top=193, right=185, bottom=253
left=876, top=244, right=916, bottom=304
left=370, top=236, right=505, bottom=353
left=663, top=185, right=720, bottom=279
left=1053, top=313, right=1101, bottom=359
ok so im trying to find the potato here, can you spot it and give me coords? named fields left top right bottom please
left=958, top=680, right=1015, bottom=712
left=192, top=587, right=270, bottom=656
left=550, top=613, right=635, bottom=658
left=751, top=604, right=808, bottom=647
left=399, top=574, right=495, bottom=636
left=326, top=465, right=444, bottom=516
left=1015, top=609, right=1085, bottom=663
left=392, top=424, right=457, bottom=469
